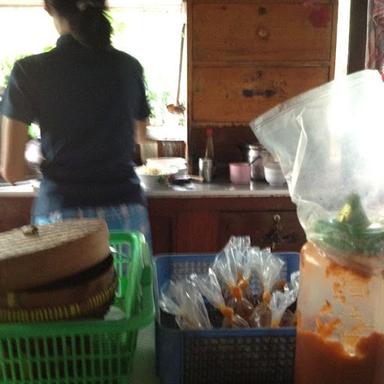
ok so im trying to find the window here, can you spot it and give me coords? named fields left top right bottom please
left=0, top=0, right=187, bottom=139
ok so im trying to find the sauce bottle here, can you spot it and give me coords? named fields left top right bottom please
left=295, top=194, right=384, bottom=384
left=204, top=128, right=214, bottom=159
left=199, top=128, right=215, bottom=182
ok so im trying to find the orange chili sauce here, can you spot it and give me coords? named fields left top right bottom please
left=295, top=331, right=384, bottom=384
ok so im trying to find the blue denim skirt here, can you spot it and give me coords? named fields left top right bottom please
left=31, top=203, right=152, bottom=248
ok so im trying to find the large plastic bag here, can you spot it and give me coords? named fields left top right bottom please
left=250, top=69, right=384, bottom=269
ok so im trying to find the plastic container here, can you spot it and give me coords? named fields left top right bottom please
left=0, top=231, right=155, bottom=384
left=155, top=252, right=299, bottom=384
left=251, top=70, right=384, bottom=383
left=295, top=240, right=384, bottom=384
left=295, top=196, right=384, bottom=384
left=229, top=162, right=251, bottom=184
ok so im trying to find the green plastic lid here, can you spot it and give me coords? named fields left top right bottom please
left=312, top=193, right=384, bottom=256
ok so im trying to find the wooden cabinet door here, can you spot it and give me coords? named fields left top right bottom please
left=192, top=2, right=335, bottom=62
left=192, top=66, right=329, bottom=124
left=218, top=210, right=306, bottom=252
left=149, top=214, right=174, bottom=255
left=0, top=198, right=33, bottom=233
left=174, top=211, right=219, bottom=253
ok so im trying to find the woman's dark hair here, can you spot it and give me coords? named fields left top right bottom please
left=46, top=0, right=112, bottom=49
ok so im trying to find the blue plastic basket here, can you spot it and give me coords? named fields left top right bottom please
left=154, top=252, right=299, bottom=384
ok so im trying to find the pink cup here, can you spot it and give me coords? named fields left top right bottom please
left=229, top=162, right=251, bottom=184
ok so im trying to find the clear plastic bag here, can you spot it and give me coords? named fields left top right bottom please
left=190, top=269, right=249, bottom=328
left=251, top=69, right=384, bottom=272
left=247, top=247, right=285, bottom=328
left=269, top=271, right=300, bottom=328
left=212, top=236, right=254, bottom=320
left=159, top=278, right=212, bottom=330
left=213, top=236, right=252, bottom=285
left=251, top=69, right=384, bottom=383
left=250, top=247, right=285, bottom=304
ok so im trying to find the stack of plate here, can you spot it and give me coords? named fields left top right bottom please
left=0, top=219, right=116, bottom=323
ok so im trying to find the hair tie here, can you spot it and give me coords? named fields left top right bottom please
left=76, top=0, right=102, bottom=12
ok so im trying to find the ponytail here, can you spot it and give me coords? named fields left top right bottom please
left=46, top=0, right=112, bottom=49
left=70, top=6, right=112, bottom=49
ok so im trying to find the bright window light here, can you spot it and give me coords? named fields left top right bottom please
left=0, top=0, right=187, bottom=138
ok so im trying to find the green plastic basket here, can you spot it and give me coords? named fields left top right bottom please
left=0, top=231, right=155, bottom=384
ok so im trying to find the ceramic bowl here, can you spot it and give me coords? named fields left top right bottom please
left=135, top=166, right=177, bottom=189
left=264, top=161, right=286, bottom=186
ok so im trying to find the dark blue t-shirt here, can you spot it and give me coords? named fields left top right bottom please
left=2, top=34, right=150, bottom=215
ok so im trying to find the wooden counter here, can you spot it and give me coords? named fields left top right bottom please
left=149, top=193, right=304, bottom=255
left=0, top=181, right=305, bottom=255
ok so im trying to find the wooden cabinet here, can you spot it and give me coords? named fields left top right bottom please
left=149, top=214, right=174, bottom=254
left=148, top=195, right=306, bottom=255
left=192, top=66, right=329, bottom=124
left=0, top=195, right=306, bottom=256
left=0, top=197, right=33, bottom=232
left=187, top=0, right=338, bottom=168
left=219, top=210, right=304, bottom=252
left=191, top=2, right=335, bottom=63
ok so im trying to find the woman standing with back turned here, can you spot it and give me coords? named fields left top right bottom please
left=0, top=0, right=152, bottom=243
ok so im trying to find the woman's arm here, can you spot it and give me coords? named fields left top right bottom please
left=1, top=116, right=29, bottom=184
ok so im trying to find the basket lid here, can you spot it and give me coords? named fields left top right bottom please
left=0, top=219, right=110, bottom=291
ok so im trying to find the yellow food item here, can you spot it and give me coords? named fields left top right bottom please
left=138, top=166, right=162, bottom=176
